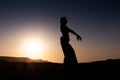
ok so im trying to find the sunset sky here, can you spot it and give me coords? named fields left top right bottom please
left=0, top=0, right=120, bottom=63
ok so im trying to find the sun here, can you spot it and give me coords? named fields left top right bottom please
left=23, top=39, right=44, bottom=59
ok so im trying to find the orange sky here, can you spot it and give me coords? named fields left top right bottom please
left=0, top=23, right=120, bottom=63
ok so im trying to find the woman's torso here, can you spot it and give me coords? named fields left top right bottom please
left=60, top=25, right=70, bottom=42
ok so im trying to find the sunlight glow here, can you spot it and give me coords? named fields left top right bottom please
left=23, top=39, right=44, bottom=59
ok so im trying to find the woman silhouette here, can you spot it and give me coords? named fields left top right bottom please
left=60, top=17, right=82, bottom=68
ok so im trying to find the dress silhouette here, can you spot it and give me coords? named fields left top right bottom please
left=60, top=17, right=82, bottom=68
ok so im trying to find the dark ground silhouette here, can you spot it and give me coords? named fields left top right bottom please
left=0, top=57, right=120, bottom=80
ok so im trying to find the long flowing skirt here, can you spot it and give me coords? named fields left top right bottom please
left=60, top=36, right=78, bottom=68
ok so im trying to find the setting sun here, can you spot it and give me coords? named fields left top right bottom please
left=22, top=39, right=44, bottom=59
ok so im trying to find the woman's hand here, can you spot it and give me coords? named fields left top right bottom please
left=76, top=35, right=82, bottom=41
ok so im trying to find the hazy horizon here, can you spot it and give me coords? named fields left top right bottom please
left=0, top=0, right=120, bottom=63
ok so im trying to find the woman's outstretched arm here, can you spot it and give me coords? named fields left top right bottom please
left=68, top=27, right=82, bottom=41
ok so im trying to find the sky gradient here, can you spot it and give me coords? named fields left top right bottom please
left=0, top=0, right=120, bottom=63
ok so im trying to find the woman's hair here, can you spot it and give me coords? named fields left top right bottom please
left=60, top=16, right=67, bottom=24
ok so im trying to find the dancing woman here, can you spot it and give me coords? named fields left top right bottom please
left=60, top=17, right=82, bottom=68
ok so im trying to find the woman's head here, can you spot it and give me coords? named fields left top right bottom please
left=60, top=16, right=67, bottom=25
